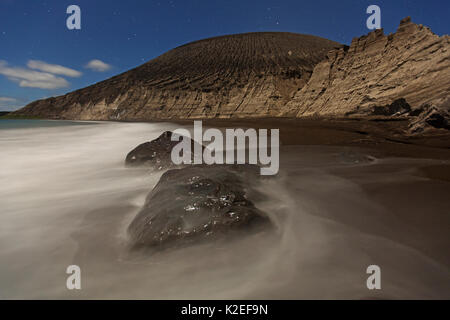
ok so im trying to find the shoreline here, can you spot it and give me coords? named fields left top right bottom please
left=1, top=117, right=449, bottom=298
left=3, top=116, right=450, bottom=160
left=176, top=117, right=450, bottom=160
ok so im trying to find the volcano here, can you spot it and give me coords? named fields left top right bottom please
left=14, top=32, right=340, bottom=120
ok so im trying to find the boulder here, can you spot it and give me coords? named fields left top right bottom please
left=371, top=98, right=411, bottom=116
left=127, top=164, right=271, bottom=248
left=408, top=103, right=450, bottom=134
left=125, top=131, right=203, bottom=170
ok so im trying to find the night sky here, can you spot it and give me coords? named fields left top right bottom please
left=0, top=0, right=448, bottom=111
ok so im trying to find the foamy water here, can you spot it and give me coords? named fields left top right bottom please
left=0, top=120, right=449, bottom=299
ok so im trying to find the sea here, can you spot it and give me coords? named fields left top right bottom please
left=0, top=119, right=449, bottom=299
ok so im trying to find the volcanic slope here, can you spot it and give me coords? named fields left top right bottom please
left=15, top=32, right=340, bottom=120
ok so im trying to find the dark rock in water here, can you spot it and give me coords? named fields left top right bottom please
left=372, top=98, right=411, bottom=116
left=125, top=131, right=203, bottom=170
left=127, top=164, right=271, bottom=248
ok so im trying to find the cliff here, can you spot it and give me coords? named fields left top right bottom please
left=284, top=17, right=450, bottom=117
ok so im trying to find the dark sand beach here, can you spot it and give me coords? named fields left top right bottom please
left=1, top=119, right=448, bottom=299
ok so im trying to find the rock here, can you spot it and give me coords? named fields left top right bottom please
left=425, top=111, right=450, bottom=130
left=371, top=98, right=411, bottom=116
left=408, top=103, right=450, bottom=134
left=125, top=131, right=203, bottom=169
left=408, top=106, right=425, bottom=117
left=127, top=164, right=271, bottom=248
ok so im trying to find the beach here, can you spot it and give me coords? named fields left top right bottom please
left=0, top=119, right=449, bottom=299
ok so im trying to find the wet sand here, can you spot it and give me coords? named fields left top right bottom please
left=65, top=145, right=450, bottom=299
left=0, top=119, right=449, bottom=299
left=191, top=117, right=450, bottom=159
left=196, top=117, right=450, bottom=182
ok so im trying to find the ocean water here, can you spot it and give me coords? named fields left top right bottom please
left=0, top=119, right=95, bottom=130
left=0, top=119, right=449, bottom=299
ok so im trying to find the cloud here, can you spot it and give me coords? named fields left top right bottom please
left=0, top=97, right=20, bottom=111
left=27, top=60, right=82, bottom=77
left=0, top=60, right=69, bottom=89
left=0, top=97, right=17, bottom=104
left=85, top=59, right=112, bottom=72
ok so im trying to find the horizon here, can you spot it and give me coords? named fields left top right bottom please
left=1, top=0, right=449, bottom=111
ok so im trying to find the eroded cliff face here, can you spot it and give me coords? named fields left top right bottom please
left=14, top=32, right=340, bottom=120
left=13, top=18, right=450, bottom=121
left=284, top=17, right=450, bottom=117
